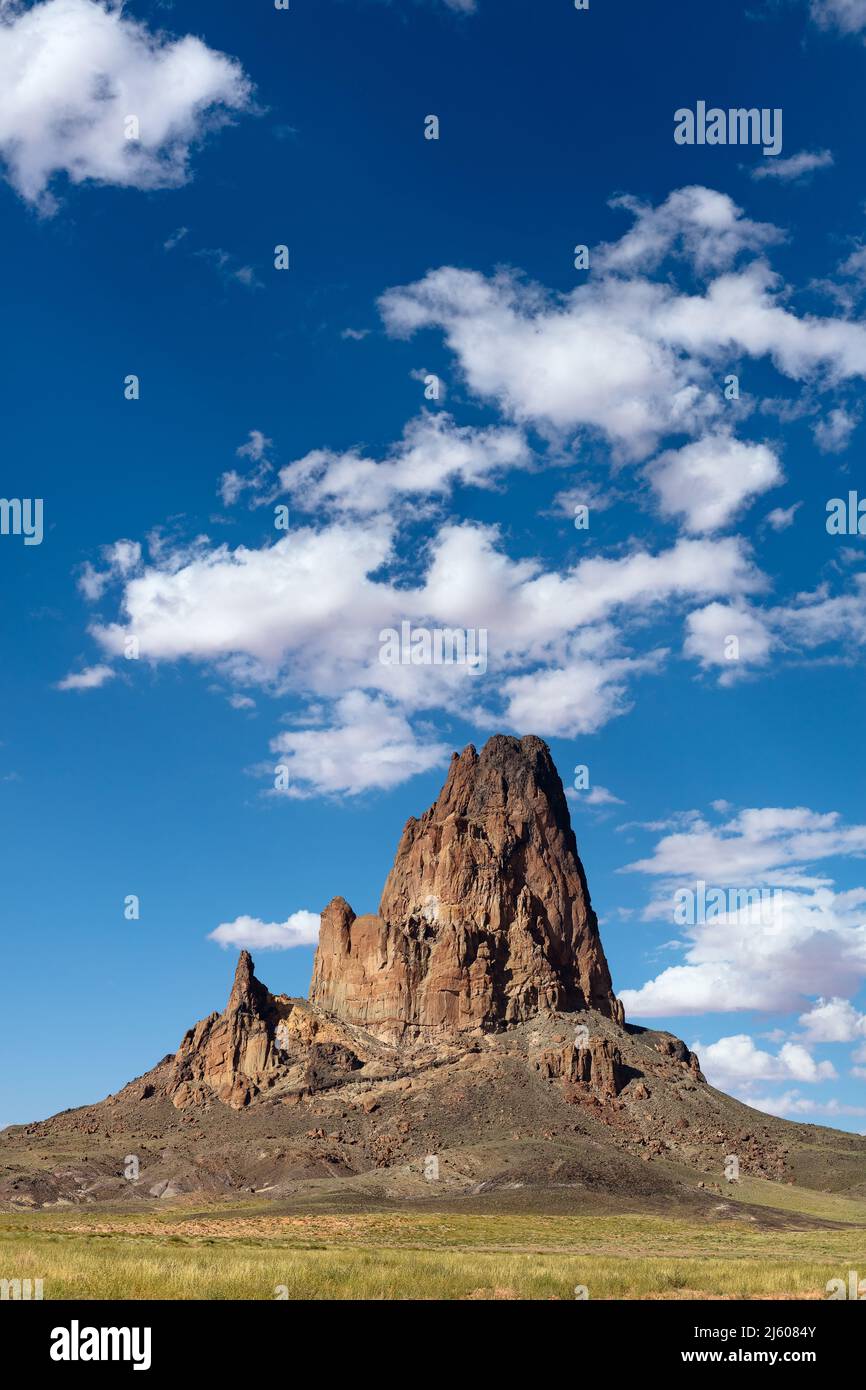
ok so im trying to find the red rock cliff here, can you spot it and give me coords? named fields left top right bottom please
left=310, top=734, right=623, bottom=1040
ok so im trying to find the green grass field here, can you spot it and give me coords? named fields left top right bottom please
left=3, top=1192, right=865, bottom=1299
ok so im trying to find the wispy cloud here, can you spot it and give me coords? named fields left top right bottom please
left=750, top=148, right=833, bottom=181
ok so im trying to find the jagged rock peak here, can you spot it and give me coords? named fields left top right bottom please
left=226, top=949, right=273, bottom=1018
left=310, top=733, right=624, bottom=1041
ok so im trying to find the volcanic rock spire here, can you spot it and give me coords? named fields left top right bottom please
left=310, top=734, right=624, bottom=1040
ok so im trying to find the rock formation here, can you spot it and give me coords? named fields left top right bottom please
left=536, top=1037, right=628, bottom=1099
left=165, top=952, right=284, bottom=1109
left=17, top=732, right=863, bottom=1213
left=310, top=734, right=623, bottom=1040
left=164, top=952, right=366, bottom=1109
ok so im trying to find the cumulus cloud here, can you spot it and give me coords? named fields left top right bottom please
left=386, top=255, right=866, bottom=461
left=277, top=412, right=531, bottom=518
left=500, top=649, right=664, bottom=738
left=646, top=434, right=782, bottom=534
left=619, top=804, right=866, bottom=1017
left=683, top=601, right=774, bottom=682
left=91, top=520, right=397, bottom=681
left=772, top=573, right=866, bottom=650
left=0, top=0, right=252, bottom=211
left=60, top=184, right=866, bottom=789
left=270, top=691, right=449, bottom=797
left=693, top=1034, right=836, bottom=1089
left=208, top=910, right=321, bottom=951
left=680, top=565, right=866, bottom=685
left=380, top=263, right=722, bottom=461
left=77, top=508, right=764, bottom=782
left=620, top=887, right=866, bottom=1016
left=580, top=785, right=625, bottom=807
left=798, top=997, right=866, bottom=1042
left=88, top=523, right=761, bottom=702
left=379, top=197, right=866, bottom=489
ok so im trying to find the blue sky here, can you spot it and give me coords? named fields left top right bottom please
left=2, top=0, right=866, bottom=1133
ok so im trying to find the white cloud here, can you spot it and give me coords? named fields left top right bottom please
left=813, top=405, right=858, bottom=453
left=379, top=191, right=866, bottom=469
left=380, top=262, right=723, bottom=461
left=270, top=691, right=449, bottom=797
left=220, top=430, right=274, bottom=506
left=750, top=149, right=834, bottom=182
left=62, top=184, right=866, bottom=792
left=764, top=502, right=801, bottom=531
left=683, top=603, right=778, bottom=678
left=744, top=1089, right=866, bottom=1120
left=56, top=663, right=116, bottom=691
left=680, top=568, right=866, bottom=684
left=0, top=0, right=251, bottom=212
left=646, top=434, right=782, bottom=534
left=88, top=520, right=761, bottom=706
left=277, top=412, right=531, bottom=518
left=208, top=910, right=321, bottom=951
left=78, top=538, right=142, bottom=600
left=772, top=574, right=866, bottom=650
left=656, top=259, right=866, bottom=383
left=625, top=804, right=866, bottom=886
left=811, top=0, right=866, bottom=35
left=798, top=997, right=866, bottom=1042
left=73, top=497, right=767, bottom=792
left=596, top=187, right=781, bottom=276
left=620, top=888, right=866, bottom=1016
left=619, top=804, right=866, bottom=1017
left=693, top=1033, right=836, bottom=1089
left=683, top=601, right=774, bottom=681
left=500, top=650, right=663, bottom=738
left=584, top=785, right=625, bottom=807
left=91, top=521, right=397, bottom=681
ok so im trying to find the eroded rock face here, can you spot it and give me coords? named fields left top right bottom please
left=165, top=952, right=284, bottom=1109
left=537, top=1038, right=627, bottom=1099
left=164, top=952, right=374, bottom=1110
left=655, top=1037, right=706, bottom=1081
left=310, top=734, right=624, bottom=1041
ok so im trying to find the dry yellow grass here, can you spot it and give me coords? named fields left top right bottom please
left=2, top=1199, right=865, bottom=1300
